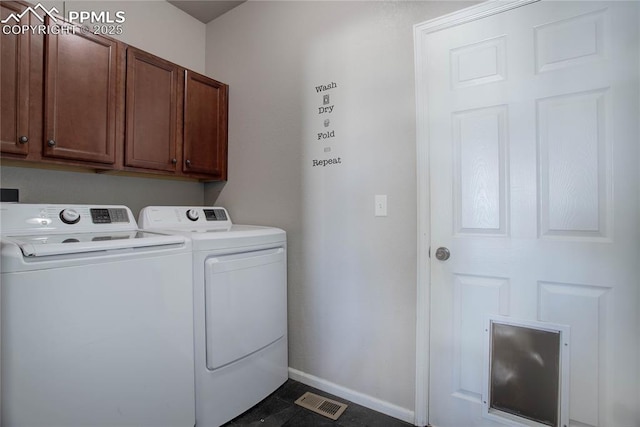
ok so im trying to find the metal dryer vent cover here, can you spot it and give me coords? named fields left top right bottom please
left=294, top=391, right=348, bottom=420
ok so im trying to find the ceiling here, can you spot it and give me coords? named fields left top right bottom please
left=167, top=1, right=246, bottom=24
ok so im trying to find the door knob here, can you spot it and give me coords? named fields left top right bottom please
left=47, top=139, right=56, bottom=147
left=18, top=135, right=29, bottom=144
left=435, top=247, right=450, bottom=261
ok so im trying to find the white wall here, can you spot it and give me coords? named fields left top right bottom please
left=64, top=0, right=206, bottom=73
left=204, top=1, right=476, bottom=419
left=1, top=1, right=207, bottom=216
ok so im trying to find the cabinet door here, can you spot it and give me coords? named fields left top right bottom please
left=125, top=48, right=180, bottom=172
left=1, top=1, right=30, bottom=155
left=44, top=23, right=119, bottom=165
left=183, top=70, right=228, bottom=179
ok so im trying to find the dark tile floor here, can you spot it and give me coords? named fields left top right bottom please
left=222, top=380, right=414, bottom=427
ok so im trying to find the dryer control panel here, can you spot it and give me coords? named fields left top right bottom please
left=138, top=206, right=232, bottom=230
left=203, top=209, right=227, bottom=221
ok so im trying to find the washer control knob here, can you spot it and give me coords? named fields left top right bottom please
left=60, top=209, right=81, bottom=224
left=186, top=209, right=199, bottom=221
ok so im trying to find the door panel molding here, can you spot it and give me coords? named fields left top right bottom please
left=416, top=1, right=639, bottom=426
left=414, top=4, right=539, bottom=424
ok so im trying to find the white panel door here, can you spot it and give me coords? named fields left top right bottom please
left=418, top=1, right=639, bottom=426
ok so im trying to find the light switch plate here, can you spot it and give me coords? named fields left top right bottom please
left=375, top=195, right=387, bottom=217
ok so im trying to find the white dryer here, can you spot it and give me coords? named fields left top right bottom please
left=0, top=203, right=195, bottom=427
left=139, top=206, right=288, bottom=427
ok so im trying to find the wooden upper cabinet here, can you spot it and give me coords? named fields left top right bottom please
left=125, top=47, right=180, bottom=172
left=183, top=70, right=228, bottom=180
left=43, top=21, right=120, bottom=165
left=1, top=1, right=31, bottom=155
left=2, top=2, right=227, bottom=180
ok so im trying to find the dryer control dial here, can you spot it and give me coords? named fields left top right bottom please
left=186, top=209, right=200, bottom=221
left=59, top=209, right=81, bottom=224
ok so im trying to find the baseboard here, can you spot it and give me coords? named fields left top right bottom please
left=288, top=367, right=415, bottom=425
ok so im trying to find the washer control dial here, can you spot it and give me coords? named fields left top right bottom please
left=59, top=209, right=81, bottom=224
left=186, top=209, right=200, bottom=221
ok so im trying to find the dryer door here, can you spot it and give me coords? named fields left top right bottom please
left=204, top=247, right=286, bottom=370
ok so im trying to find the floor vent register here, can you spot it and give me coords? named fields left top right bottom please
left=294, top=391, right=348, bottom=420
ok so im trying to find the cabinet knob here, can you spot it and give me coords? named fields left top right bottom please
left=185, top=159, right=191, bottom=167
left=171, top=158, right=177, bottom=164
left=18, top=135, right=29, bottom=144
left=47, top=139, right=56, bottom=147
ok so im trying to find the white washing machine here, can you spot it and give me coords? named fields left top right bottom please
left=1, top=203, right=195, bottom=427
left=139, top=206, right=287, bottom=427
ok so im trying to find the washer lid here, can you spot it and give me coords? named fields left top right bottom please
left=4, top=231, right=185, bottom=257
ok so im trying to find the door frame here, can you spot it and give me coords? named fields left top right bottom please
left=413, top=1, right=539, bottom=425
